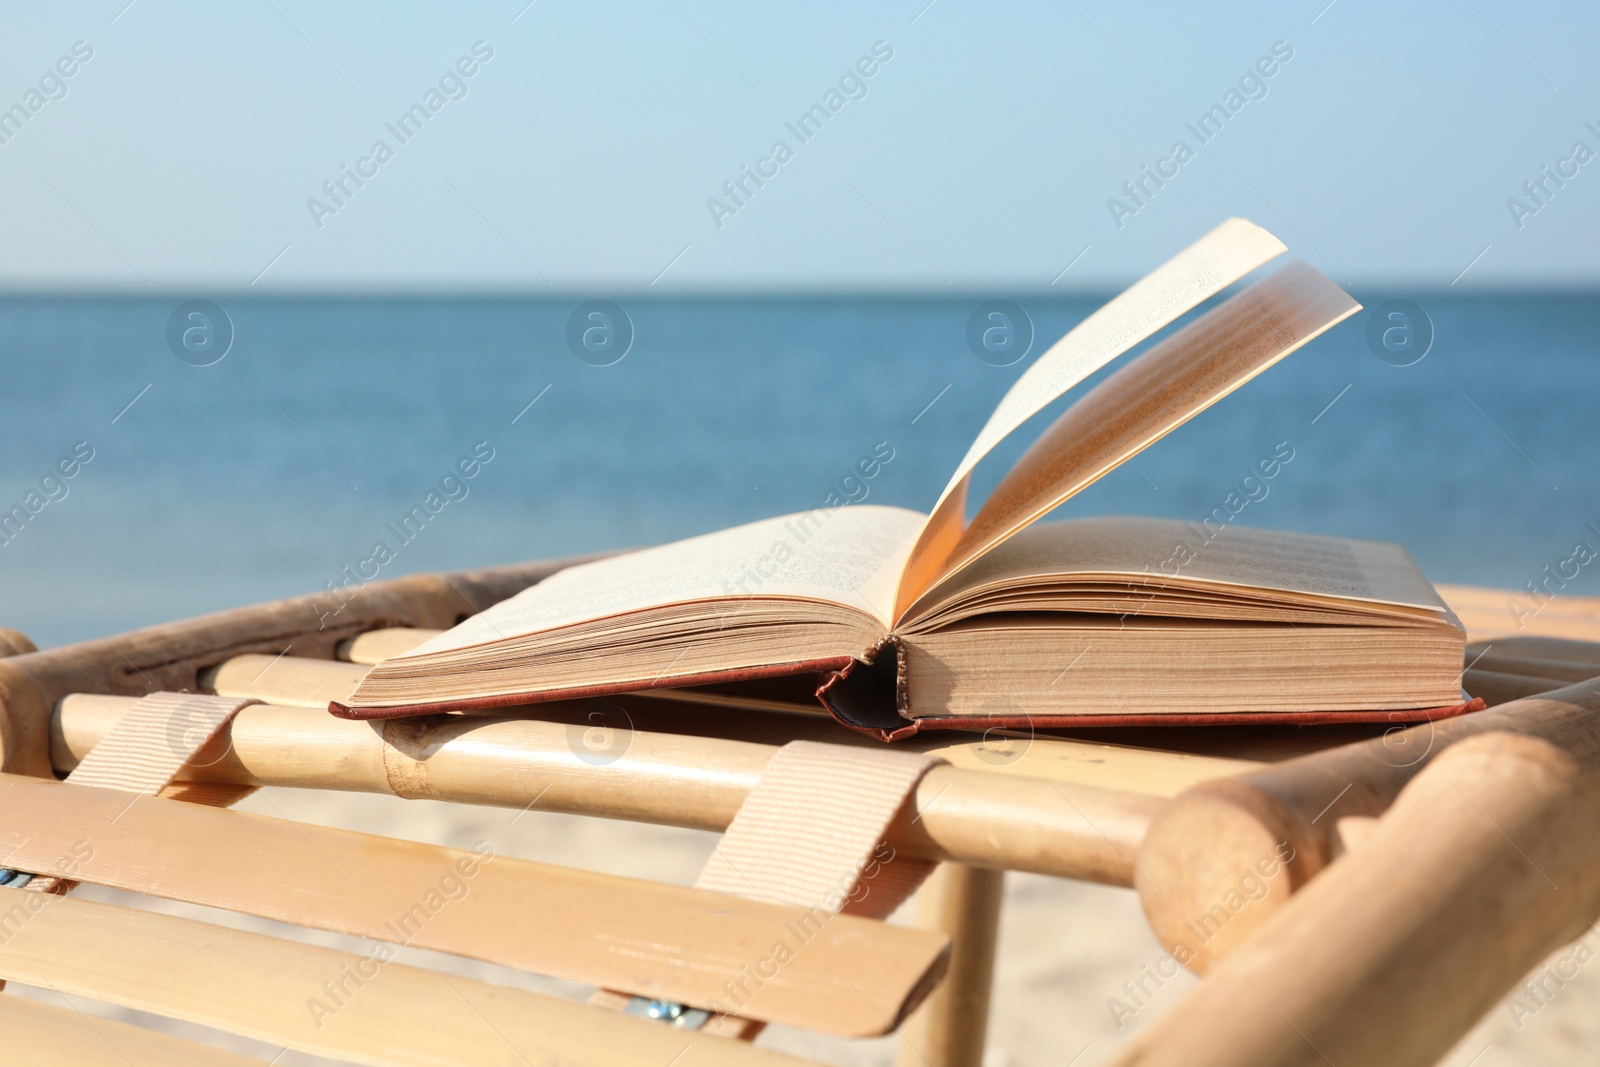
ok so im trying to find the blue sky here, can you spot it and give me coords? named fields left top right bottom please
left=1, top=0, right=1596, bottom=292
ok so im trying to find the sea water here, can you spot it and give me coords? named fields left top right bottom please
left=0, top=293, right=1594, bottom=647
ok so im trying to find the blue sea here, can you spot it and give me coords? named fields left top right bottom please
left=1, top=293, right=1595, bottom=648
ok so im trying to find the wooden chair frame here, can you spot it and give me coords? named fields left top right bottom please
left=0, top=559, right=1596, bottom=1066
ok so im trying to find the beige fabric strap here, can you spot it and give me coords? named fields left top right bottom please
left=66, top=692, right=260, bottom=795
left=695, top=740, right=942, bottom=918
left=17, top=692, right=260, bottom=897
left=594, top=740, right=943, bottom=1032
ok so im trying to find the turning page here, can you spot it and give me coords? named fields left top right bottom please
left=897, top=260, right=1360, bottom=619
left=893, top=217, right=1287, bottom=619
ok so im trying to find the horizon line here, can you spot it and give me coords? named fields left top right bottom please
left=0, top=280, right=1593, bottom=300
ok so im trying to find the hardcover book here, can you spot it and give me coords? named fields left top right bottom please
left=336, top=219, right=1472, bottom=738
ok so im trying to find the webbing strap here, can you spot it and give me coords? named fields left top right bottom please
left=696, top=740, right=942, bottom=918
left=15, top=692, right=260, bottom=896
left=66, top=692, right=260, bottom=795
left=595, top=740, right=944, bottom=1032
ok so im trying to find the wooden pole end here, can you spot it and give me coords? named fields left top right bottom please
left=1136, top=779, right=1323, bottom=974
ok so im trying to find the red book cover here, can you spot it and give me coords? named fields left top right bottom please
left=330, top=652, right=1485, bottom=742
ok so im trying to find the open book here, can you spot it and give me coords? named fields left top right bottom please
left=338, top=220, right=1472, bottom=738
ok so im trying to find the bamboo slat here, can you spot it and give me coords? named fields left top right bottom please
left=204, top=654, right=369, bottom=708
left=1137, top=673, right=1600, bottom=972
left=0, top=773, right=947, bottom=1036
left=339, top=627, right=442, bottom=665
left=0, top=992, right=265, bottom=1066
left=52, top=694, right=1162, bottom=885
left=0, top=894, right=817, bottom=1067
left=1111, top=732, right=1600, bottom=1067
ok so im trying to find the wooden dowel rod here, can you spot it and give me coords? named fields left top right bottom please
left=1467, top=634, right=1600, bottom=668
left=338, top=627, right=442, bottom=664
left=202, top=654, right=370, bottom=708
left=896, top=864, right=1005, bottom=1067
left=54, top=694, right=1160, bottom=886
left=1462, top=667, right=1566, bottom=706
left=194, top=652, right=1262, bottom=799
left=1468, top=652, right=1600, bottom=684
left=1136, top=673, right=1600, bottom=972
left=1110, top=732, right=1600, bottom=1067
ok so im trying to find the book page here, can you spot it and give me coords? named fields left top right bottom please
left=907, top=516, right=1448, bottom=622
left=893, top=218, right=1287, bottom=619
left=899, top=261, right=1359, bottom=616
left=401, top=505, right=927, bottom=659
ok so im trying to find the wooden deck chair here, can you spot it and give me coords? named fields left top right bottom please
left=0, top=559, right=1165, bottom=1066
left=0, top=562, right=1595, bottom=1066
